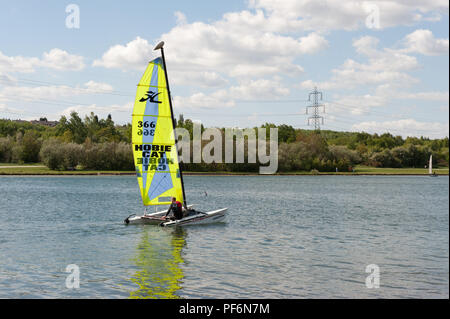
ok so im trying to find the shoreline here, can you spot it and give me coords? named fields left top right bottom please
left=1, top=164, right=448, bottom=177
left=1, top=172, right=448, bottom=176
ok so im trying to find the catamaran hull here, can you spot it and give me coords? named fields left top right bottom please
left=124, top=206, right=227, bottom=226
left=161, top=208, right=227, bottom=227
left=124, top=205, right=193, bottom=225
left=125, top=214, right=165, bottom=225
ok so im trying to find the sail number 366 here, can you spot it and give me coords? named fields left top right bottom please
left=137, top=121, right=156, bottom=136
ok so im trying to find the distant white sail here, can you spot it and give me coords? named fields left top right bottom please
left=429, top=155, right=432, bottom=175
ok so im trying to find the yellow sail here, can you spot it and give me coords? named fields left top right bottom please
left=132, top=57, right=183, bottom=206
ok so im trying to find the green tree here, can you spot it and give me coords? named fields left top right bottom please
left=277, top=124, right=296, bottom=143
left=20, top=131, right=42, bottom=162
left=67, top=112, right=88, bottom=143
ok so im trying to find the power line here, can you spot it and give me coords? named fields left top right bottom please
left=1, top=77, right=446, bottom=137
left=0, top=77, right=134, bottom=97
left=324, top=100, right=443, bottom=120
left=237, top=99, right=309, bottom=103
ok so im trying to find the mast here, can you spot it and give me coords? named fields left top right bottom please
left=154, top=41, right=188, bottom=208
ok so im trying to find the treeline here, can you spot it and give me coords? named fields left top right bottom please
left=175, top=117, right=448, bottom=171
left=0, top=112, right=448, bottom=172
left=39, top=139, right=133, bottom=170
left=0, top=112, right=132, bottom=170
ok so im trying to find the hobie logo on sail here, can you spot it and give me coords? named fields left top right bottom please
left=139, top=90, right=162, bottom=103
left=135, top=144, right=171, bottom=157
left=135, top=144, right=173, bottom=171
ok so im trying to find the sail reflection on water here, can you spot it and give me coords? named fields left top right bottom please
left=129, top=227, right=186, bottom=299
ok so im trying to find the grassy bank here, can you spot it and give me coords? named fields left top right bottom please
left=0, top=164, right=135, bottom=175
left=350, top=165, right=449, bottom=175
left=1, top=163, right=448, bottom=176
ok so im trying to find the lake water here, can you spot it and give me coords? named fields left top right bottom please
left=0, top=175, right=448, bottom=298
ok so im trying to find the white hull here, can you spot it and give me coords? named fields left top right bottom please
left=162, top=208, right=227, bottom=227
left=428, top=155, right=437, bottom=176
left=429, top=155, right=433, bottom=175
left=124, top=205, right=193, bottom=225
left=124, top=205, right=227, bottom=226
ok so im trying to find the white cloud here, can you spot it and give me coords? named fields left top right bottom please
left=332, top=95, right=388, bottom=115
left=174, top=92, right=235, bottom=109
left=174, top=11, right=187, bottom=25
left=249, top=0, right=448, bottom=31
left=228, top=64, right=303, bottom=78
left=90, top=2, right=447, bottom=127
left=325, top=87, right=449, bottom=117
left=300, top=32, right=448, bottom=121
left=174, top=78, right=290, bottom=109
left=92, top=36, right=155, bottom=70
left=0, top=81, right=115, bottom=104
left=0, top=51, right=40, bottom=73
left=171, top=71, right=228, bottom=88
left=396, top=90, right=449, bottom=102
left=0, top=85, right=77, bottom=102
left=59, top=101, right=133, bottom=120
left=161, top=21, right=326, bottom=78
left=352, top=118, right=449, bottom=138
left=0, top=49, right=85, bottom=73
left=229, top=79, right=290, bottom=100
left=93, top=10, right=328, bottom=87
left=300, top=35, right=420, bottom=90
left=84, top=80, right=114, bottom=93
left=401, top=29, right=449, bottom=55
left=297, top=32, right=329, bottom=54
left=40, top=48, right=85, bottom=71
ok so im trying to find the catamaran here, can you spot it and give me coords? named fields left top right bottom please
left=429, top=155, right=438, bottom=177
left=124, top=41, right=227, bottom=226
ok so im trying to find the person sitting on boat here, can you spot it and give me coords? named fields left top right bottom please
left=164, top=197, right=183, bottom=220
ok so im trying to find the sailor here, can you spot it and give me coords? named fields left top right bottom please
left=164, top=197, right=183, bottom=220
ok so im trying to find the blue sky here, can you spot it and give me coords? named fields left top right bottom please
left=0, top=0, right=448, bottom=138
